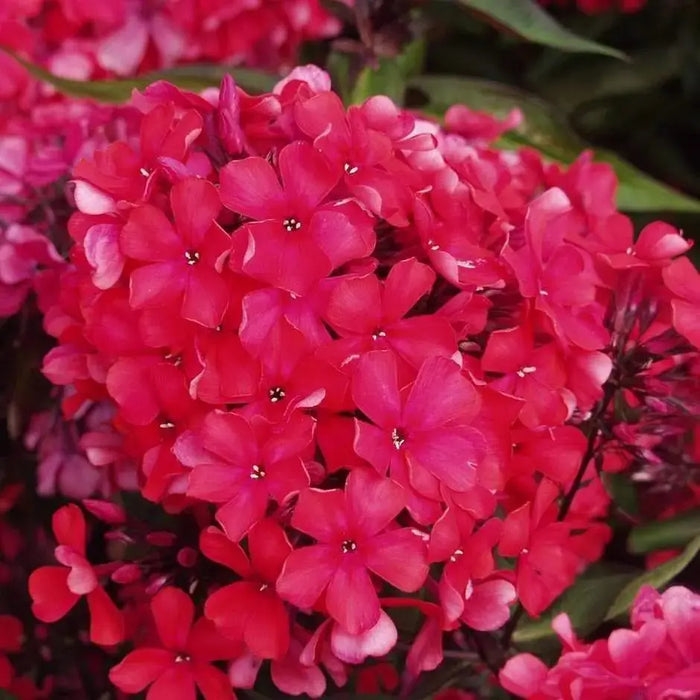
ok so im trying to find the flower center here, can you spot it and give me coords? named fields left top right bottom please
left=516, top=366, right=537, bottom=378
left=372, top=329, right=387, bottom=340
left=392, top=428, right=406, bottom=450
left=175, top=654, right=191, bottom=663
left=159, top=420, right=176, bottom=430
left=283, top=217, right=302, bottom=232
left=450, top=548, right=464, bottom=563
left=163, top=352, right=182, bottom=367
left=344, top=162, right=359, bottom=175
left=184, top=250, right=200, bottom=265
left=268, top=386, right=286, bottom=403
left=249, top=464, right=266, bottom=480
left=341, top=540, right=357, bottom=553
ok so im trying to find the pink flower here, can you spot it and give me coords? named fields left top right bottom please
left=220, top=141, right=374, bottom=295
left=352, top=350, right=485, bottom=498
left=500, top=584, right=700, bottom=698
left=176, top=410, right=314, bottom=541
left=120, top=177, right=230, bottom=328
left=276, top=468, right=428, bottom=633
left=322, top=257, right=458, bottom=370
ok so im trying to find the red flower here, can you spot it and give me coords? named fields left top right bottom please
left=176, top=409, right=314, bottom=541
left=663, top=256, right=700, bottom=349
left=430, top=512, right=515, bottom=630
left=28, top=504, right=124, bottom=645
left=352, top=350, right=485, bottom=498
left=481, top=320, right=574, bottom=428
left=120, top=177, right=230, bottom=328
left=220, top=141, right=375, bottom=295
left=190, top=275, right=261, bottom=405
left=109, top=587, right=240, bottom=699
left=596, top=221, right=691, bottom=269
left=242, top=319, right=348, bottom=420
left=295, top=92, right=415, bottom=225
left=503, top=188, right=606, bottom=350
left=276, top=468, right=428, bottom=633
left=202, top=520, right=292, bottom=659
left=499, top=480, right=609, bottom=615
left=322, top=258, right=457, bottom=370
left=73, top=105, right=205, bottom=211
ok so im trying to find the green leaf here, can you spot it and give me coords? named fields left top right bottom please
left=606, top=534, right=700, bottom=621
left=326, top=50, right=356, bottom=104
left=629, top=508, right=700, bottom=555
left=0, top=48, right=277, bottom=103
left=602, top=472, right=639, bottom=517
left=597, top=150, right=700, bottom=213
left=350, top=40, right=426, bottom=105
left=454, top=0, right=627, bottom=60
left=537, top=47, right=683, bottom=113
left=514, top=563, right=637, bottom=644
left=409, top=74, right=700, bottom=213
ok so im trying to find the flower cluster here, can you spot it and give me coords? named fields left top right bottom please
left=500, top=584, right=700, bottom=698
left=25, top=63, right=699, bottom=698
left=0, top=0, right=348, bottom=104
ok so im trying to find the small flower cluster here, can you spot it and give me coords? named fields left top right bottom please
left=0, top=96, right=140, bottom=317
left=500, top=584, right=700, bottom=698
left=0, top=0, right=348, bottom=103
left=26, top=65, right=699, bottom=698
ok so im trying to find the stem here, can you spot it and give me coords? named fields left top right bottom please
left=470, top=630, right=504, bottom=674
left=557, top=382, right=617, bottom=521
left=501, top=381, right=618, bottom=650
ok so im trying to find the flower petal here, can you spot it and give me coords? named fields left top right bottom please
left=109, top=648, right=174, bottom=694
left=351, top=350, right=402, bottom=430
left=171, top=178, right=221, bottom=247
left=52, top=503, right=86, bottom=553
left=146, top=663, right=196, bottom=700
left=383, top=258, right=435, bottom=322
left=29, top=566, right=80, bottom=623
left=151, top=587, right=194, bottom=651
left=279, top=141, right=338, bottom=211
left=345, top=468, right=406, bottom=537
left=216, top=485, right=268, bottom=542
left=182, top=265, right=228, bottom=328
left=291, top=488, right=348, bottom=542
left=326, top=563, right=380, bottom=635
left=276, top=545, right=338, bottom=610
left=87, top=586, right=125, bottom=646
left=364, top=529, right=428, bottom=592
left=120, top=205, right=181, bottom=262
left=219, top=156, right=284, bottom=220
left=403, top=356, right=479, bottom=431
left=330, top=610, right=397, bottom=664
